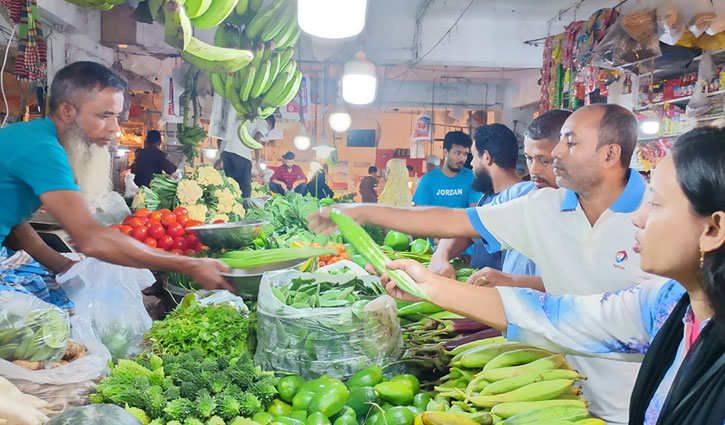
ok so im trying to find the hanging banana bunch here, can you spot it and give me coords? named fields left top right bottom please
left=177, top=69, right=207, bottom=161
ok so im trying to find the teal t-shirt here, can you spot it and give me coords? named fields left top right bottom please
left=0, top=118, right=79, bottom=244
left=412, top=167, right=481, bottom=208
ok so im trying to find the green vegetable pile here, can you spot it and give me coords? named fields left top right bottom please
left=91, top=349, right=279, bottom=425
left=245, top=192, right=322, bottom=241
left=143, top=296, right=254, bottom=359
left=0, top=308, right=70, bottom=364
left=270, top=276, right=386, bottom=309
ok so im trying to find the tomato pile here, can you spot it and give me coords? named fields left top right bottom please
left=110, top=207, right=207, bottom=255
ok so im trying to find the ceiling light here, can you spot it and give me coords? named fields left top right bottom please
left=640, top=111, right=660, bottom=135
left=342, top=49, right=377, bottom=105
left=329, top=99, right=351, bottom=132
left=297, top=0, right=367, bottom=39
left=203, top=147, right=218, bottom=160
left=293, top=125, right=312, bottom=151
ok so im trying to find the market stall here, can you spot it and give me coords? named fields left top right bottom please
left=4, top=0, right=725, bottom=424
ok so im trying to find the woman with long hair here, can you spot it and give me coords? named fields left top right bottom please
left=376, top=127, right=725, bottom=424
left=378, top=158, right=413, bottom=207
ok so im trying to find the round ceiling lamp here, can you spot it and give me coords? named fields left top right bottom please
left=297, top=0, right=367, bottom=39
left=342, top=49, right=377, bottom=105
left=328, top=99, right=351, bottom=132
left=293, top=124, right=312, bottom=151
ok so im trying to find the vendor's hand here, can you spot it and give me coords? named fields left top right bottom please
left=366, top=259, right=435, bottom=302
left=428, top=253, right=456, bottom=280
left=307, top=204, right=361, bottom=235
left=466, top=267, right=511, bottom=287
left=184, top=258, right=235, bottom=292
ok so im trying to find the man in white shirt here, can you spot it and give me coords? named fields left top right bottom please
left=220, top=115, right=275, bottom=198
left=308, top=104, right=658, bottom=424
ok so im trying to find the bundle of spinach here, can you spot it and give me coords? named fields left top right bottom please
left=143, top=297, right=255, bottom=359
left=245, top=192, right=322, bottom=237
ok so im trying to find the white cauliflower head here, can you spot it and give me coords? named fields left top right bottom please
left=213, top=188, right=236, bottom=214
left=182, top=204, right=208, bottom=222
left=231, top=202, right=246, bottom=218
left=195, top=166, right=224, bottom=187
left=176, top=179, right=204, bottom=205
left=226, top=177, right=242, bottom=198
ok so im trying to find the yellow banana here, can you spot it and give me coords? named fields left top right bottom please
left=261, top=53, right=282, bottom=94
left=270, top=70, right=302, bottom=108
left=190, top=0, right=239, bottom=29
left=250, top=59, right=271, bottom=99
left=482, top=369, right=585, bottom=396
left=574, top=419, right=606, bottom=425
left=181, top=37, right=254, bottom=74
left=163, top=0, right=192, bottom=50
left=183, top=0, right=212, bottom=18
left=240, top=66, right=256, bottom=102
left=238, top=121, right=263, bottom=149
left=244, top=0, right=284, bottom=39
left=261, top=0, right=293, bottom=42
left=463, top=379, right=574, bottom=408
left=483, top=348, right=556, bottom=373
left=502, top=405, right=590, bottom=425
left=491, top=400, right=588, bottom=420
left=482, top=354, right=565, bottom=382
left=235, top=0, right=248, bottom=16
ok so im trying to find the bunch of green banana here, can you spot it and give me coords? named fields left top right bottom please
left=177, top=124, right=207, bottom=160
left=203, top=0, right=302, bottom=147
left=425, top=337, right=594, bottom=425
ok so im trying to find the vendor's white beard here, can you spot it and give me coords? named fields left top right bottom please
left=62, top=123, right=112, bottom=209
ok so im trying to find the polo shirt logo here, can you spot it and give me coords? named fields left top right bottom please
left=615, top=250, right=628, bottom=263
left=435, top=188, right=463, bottom=196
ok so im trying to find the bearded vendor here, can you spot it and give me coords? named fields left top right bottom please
left=0, top=61, right=231, bottom=292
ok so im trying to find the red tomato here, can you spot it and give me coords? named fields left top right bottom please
left=119, top=225, right=133, bottom=235
left=144, top=237, right=158, bottom=248
left=167, top=222, right=185, bottom=238
left=185, top=233, right=200, bottom=249
left=139, top=216, right=149, bottom=225
left=147, top=216, right=161, bottom=225
left=109, top=224, right=122, bottom=230
left=148, top=223, right=166, bottom=240
left=172, top=236, right=188, bottom=251
left=170, top=248, right=184, bottom=255
left=134, top=208, right=151, bottom=218
left=213, top=219, right=225, bottom=224
left=149, top=211, right=163, bottom=221
left=131, top=226, right=148, bottom=241
left=184, top=248, right=196, bottom=256
left=185, top=220, right=204, bottom=229
left=161, top=213, right=177, bottom=226
left=128, top=217, right=144, bottom=228
left=122, top=215, right=135, bottom=226
left=173, top=207, right=189, bottom=216
left=158, top=209, right=172, bottom=215
left=194, top=246, right=203, bottom=255
left=157, top=235, right=174, bottom=250
left=177, top=215, right=191, bottom=227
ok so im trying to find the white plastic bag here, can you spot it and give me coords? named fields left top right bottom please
left=657, top=3, right=686, bottom=45
left=688, top=52, right=714, bottom=117
left=56, top=258, right=155, bottom=361
left=318, top=260, right=370, bottom=277
left=124, top=172, right=139, bottom=198
left=93, top=192, right=132, bottom=226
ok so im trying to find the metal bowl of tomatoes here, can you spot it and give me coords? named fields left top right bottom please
left=187, top=220, right=269, bottom=251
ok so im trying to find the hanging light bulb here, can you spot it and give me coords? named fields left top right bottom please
left=329, top=99, right=351, bottom=132
left=343, top=49, right=377, bottom=105
left=297, top=0, right=367, bottom=39
left=293, top=124, right=312, bottom=151
left=640, top=110, right=660, bottom=135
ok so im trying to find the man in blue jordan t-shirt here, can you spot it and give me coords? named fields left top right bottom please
left=413, top=131, right=481, bottom=208
left=0, top=61, right=230, bottom=290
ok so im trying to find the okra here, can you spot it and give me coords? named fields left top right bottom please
left=397, top=302, right=444, bottom=317
left=329, top=210, right=431, bottom=301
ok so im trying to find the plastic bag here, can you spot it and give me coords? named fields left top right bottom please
left=318, top=260, right=370, bottom=277
left=124, top=172, right=139, bottom=198
left=254, top=270, right=403, bottom=380
left=56, top=258, right=154, bottom=361
left=93, top=192, right=132, bottom=226
left=657, top=3, right=686, bottom=45
left=0, top=294, right=111, bottom=409
left=592, top=15, right=662, bottom=70
left=687, top=51, right=714, bottom=117
left=46, top=404, right=143, bottom=425
left=0, top=291, right=70, bottom=365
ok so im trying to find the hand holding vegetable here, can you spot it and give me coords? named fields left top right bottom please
left=466, top=267, right=506, bottom=286
left=306, top=204, right=363, bottom=235
left=182, top=257, right=235, bottom=292
left=367, top=259, right=435, bottom=302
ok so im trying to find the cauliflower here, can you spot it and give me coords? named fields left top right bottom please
left=195, top=166, right=224, bottom=187
left=182, top=204, right=208, bottom=222
left=177, top=179, right=204, bottom=205
left=226, top=177, right=242, bottom=198
left=210, top=213, right=230, bottom=223
left=231, top=202, right=245, bottom=218
left=213, top=188, right=236, bottom=214
left=131, top=189, right=145, bottom=209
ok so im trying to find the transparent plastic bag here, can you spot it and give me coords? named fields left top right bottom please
left=592, top=16, right=662, bottom=70
left=0, top=294, right=111, bottom=409
left=0, top=291, right=70, bottom=365
left=254, top=270, right=403, bottom=380
left=657, top=3, right=686, bottom=45
left=93, top=192, right=132, bottom=226
left=688, top=52, right=714, bottom=117
left=56, top=258, right=154, bottom=361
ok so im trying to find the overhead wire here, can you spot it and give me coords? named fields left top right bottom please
left=410, top=0, right=475, bottom=67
